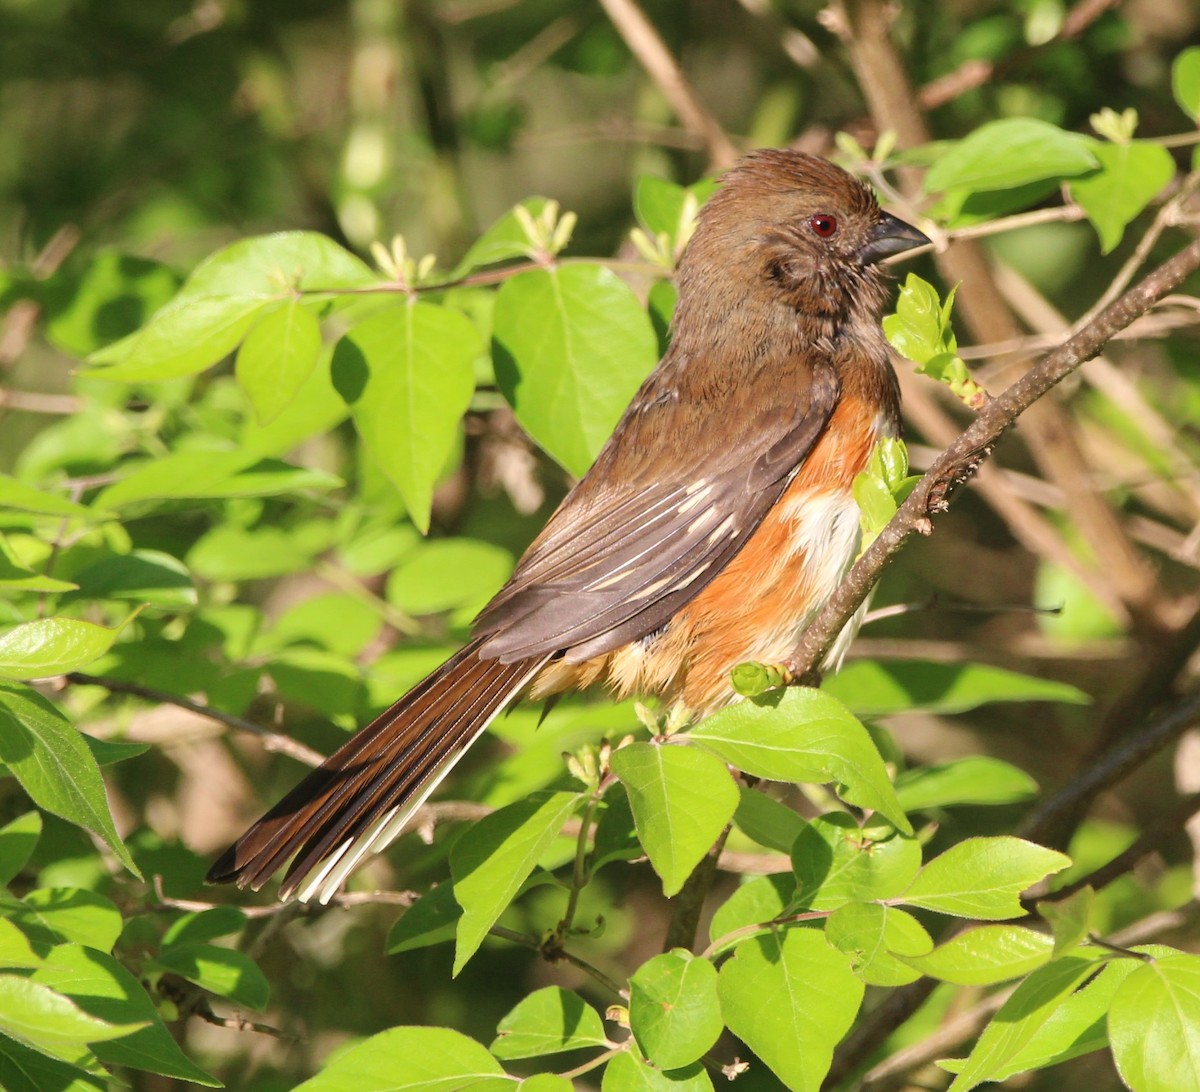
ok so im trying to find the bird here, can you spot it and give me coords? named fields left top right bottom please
left=207, top=148, right=929, bottom=904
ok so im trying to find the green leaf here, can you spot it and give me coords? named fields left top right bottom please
left=1041, top=887, right=1094, bottom=957
left=943, top=953, right=1105, bottom=1091
left=68, top=550, right=196, bottom=609
left=7, top=888, right=122, bottom=952
left=333, top=302, right=479, bottom=532
left=791, top=813, right=922, bottom=910
left=707, top=873, right=796, bottom=953
left=96, top=451, right=340, bottom=510
left=610, top=743, right=738, bottom=897
left=0, top=617, right=128, bottom=681
left=899, top=837, right=1071, bottom=919
left=689, top=688, right=911, bottom=834
left=853, top=472, right=896, bottom=537
left=634, top=176, right=688, bottom=238
left=519, top=1077, right=574, bottom=1092
left=732, top=786, right=805, bottom=854
left=894, top=757, right=1039, bottom=811
left=0, top=684, right=139, bottom=876
left=718, top=927, right=864, bottom=1092
left=44, top=250, right=179, bottom=357
left=456, top=198, right=550, bottom=273
left=0, top=918, right=43, bottom=968
left=903, top=925, right=1054, bottom=985
left=236, top=299, right=324, bottom=424
left=83, top=736, right=148, bottom=768
left=493, top=264, right=658, bottom=476
left=925, top=118, right=1098, bottom=194
left=151, top=942, right=270, bottom=1011
left=0, top=474, right=100, bottom=521
left=825, top=902, right=931, bottom=987
left=295, top=1025, right=509, bottom=1091
left=0, top=1035, right=106, bottom=1092
left=1172, top=47, right=1200, bottom=120
left=589, top=786, right=642, bottom=873
left=491, top=986, right=607, bottom=1059
left=32, top=944, right=221, bottom=1085
left=161, top=906, right=247, bottom=948
left=0, top=535, right=76, bottom=593
left=985, top=956, right=1139, bottom=1079
left=241, top=344, right=350, bottom=458
left=629, top=949, right=723, bottom=1069
left=86, top=296, right=267, bottom=382
left=188, top=523, right=322, bottom=582
left=1110, top=951, right=1200, bottom=1092
left=0, top=972, right=143, bottom=1064
left=451, top=791, right=582, bottom=974
left=386, top=883, right=461, bottom=954
left=386, top=539, right=514, bottom=615
left=89, top=231, right=375, bottom=382
left=1071, top=140, right=1175, bottom=252
left=823, top=659, right=1089, bottom=717
left=0, top=811, right=41, bottom=886
left=602, top=1050, right=714, bottom=1091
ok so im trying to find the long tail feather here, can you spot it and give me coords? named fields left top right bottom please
left=207, top=639, right=548, bottom=903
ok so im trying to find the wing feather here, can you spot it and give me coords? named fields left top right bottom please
left=476, top=353, right=840, bottom=662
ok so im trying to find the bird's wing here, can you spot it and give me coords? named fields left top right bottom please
left=474, top=355, right=841, bottom=663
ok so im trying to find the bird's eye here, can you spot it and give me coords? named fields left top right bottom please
left=809, top=213, right=838, bottom=238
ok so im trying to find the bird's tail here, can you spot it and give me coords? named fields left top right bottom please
left=206, top=639, right=548, bottom=903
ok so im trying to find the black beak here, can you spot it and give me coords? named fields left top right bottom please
left=858, top=212, right=930, bottom=265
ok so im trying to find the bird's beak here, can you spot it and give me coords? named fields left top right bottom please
left=858, top=212, right=930, bottom=265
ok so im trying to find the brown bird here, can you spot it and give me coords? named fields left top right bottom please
left=208, top=149, right=929, bottom=903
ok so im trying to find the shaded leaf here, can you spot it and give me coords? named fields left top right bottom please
left=0, top=684, right=138, bottom=875
left=718, top=927, right=863, bottom=1092
left=825, top=902, right=931, bottom=987
left=690, top=688, right=910, bottom=833
left=610, top=743, right=738, bottom=896
left=152, top=943, right=270, bottom=1011
left=895, top=758, right=1039, bottom=812
left=236, top=299, right=324, bottom=424
left=903, top=925, right=1054, bottom=986
left=493, top=264, right=657, bottom=476
left=491, top=986, right=607, bottom=1059
left=295, top=1025, right=509, bottom=1092
left=791, top=813, right=922, bottom=911
left=899, top=838, right=1071, bottom=919
left=333, top=302, right=479, bottom=532
left=629, top=950, right=722, bottom=1069
left=451, top=791, right=582, bottom=974
left=824, top=659, right=1088, bottom=717
left=0, top=617, right=128, bottom=681
left=1110, top=951, right=1200, bottom=1092
left=925, top=119, right=1097, bottom=193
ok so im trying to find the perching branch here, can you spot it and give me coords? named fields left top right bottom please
left=784, top=234, right=1200, bottom=680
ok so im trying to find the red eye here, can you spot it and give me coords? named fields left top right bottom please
left=809, top=214, right=838, bottom=238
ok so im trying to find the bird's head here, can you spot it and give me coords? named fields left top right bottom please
left=677, top=149, right=928, bottom=328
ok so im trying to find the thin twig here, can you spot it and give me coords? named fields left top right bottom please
left=1019, top=689, right=1200, bottom=842
left=1039, top=790, right=1200, bottom=905
left=915, top=0, right=1120, bottom=111
left=64, top=671, right=326, bottom=767
left=0, top=389, right=84, bottom=414
left=594, top=0, right=739, bottom=169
